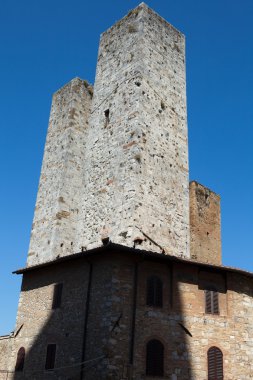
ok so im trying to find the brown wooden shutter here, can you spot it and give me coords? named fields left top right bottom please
left=208, top=346, right=223, bottom=380
left=213, top=291, right=219, bottom=314
left=45, top=344, right=56, bottom=370
left=146, top=339, right=164, bottom=376
left=205, top=290, right=212, bottom=313
left=205, top=288, right=219, bottom=315
left=52, top=283, right=63, bottom=309
left=15, top=347, right=25, bottom=372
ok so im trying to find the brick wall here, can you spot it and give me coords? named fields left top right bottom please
left=4, top=250, right=253, bottom=379
left=190, top=181, right=221, bottom=265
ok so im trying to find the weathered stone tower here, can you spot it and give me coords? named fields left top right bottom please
left=27, top=79, right=93, bottom=266
left=28, top=2, right=189, bottom=266
left=82, top=3, right=189, bottom=256
left=2, top=5, right=253, bottom=380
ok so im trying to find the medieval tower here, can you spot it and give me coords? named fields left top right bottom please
left=28, top=2, right=189, bottom=266
left=0, top=3, right=253, bottom=380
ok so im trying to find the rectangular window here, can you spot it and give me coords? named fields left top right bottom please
left=52, top=283, right=63, bottom=309
left=205, top=289, right=219, bottom=314
left=45, top=344, right=56, bottom=370
left=146, top=276, right=163, bottom=308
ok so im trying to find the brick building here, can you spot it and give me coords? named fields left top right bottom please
left=1, top=3, right=253, bottom=380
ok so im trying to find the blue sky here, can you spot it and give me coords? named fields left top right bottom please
left=0, top=0, right=252, bottom=335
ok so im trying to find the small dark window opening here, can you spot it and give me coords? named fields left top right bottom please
left=147, top=276, right=163, bottom=307
left=104, top=109, right=110, bottom=126
left=52, top=283, right=63, bottom=309
left=15, top=347, right=25, bottom=372
left=45, top=344, right=56, bottom=370
left=102, top=237, right=110, bottom=246
left=205, top=288, right=219, bottom=314
left=208, top=346, right=223, bottom=380
left=146, top=339, right=164, bottom=376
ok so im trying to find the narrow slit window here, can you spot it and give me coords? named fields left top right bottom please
left=45, top=344, right=56, bottom=370
left=146, top=339, right=164, bottom=376
left=208, top=346, right=223, bottom=379
left=146, top=276, right=163, bottom=307
left=52, top=283, right=63, bottom=309
left=205, top=288, right=219, bottom=315
left=15, top=347, right=25, bottom=372
left=104, top=109, right=110, bottom=126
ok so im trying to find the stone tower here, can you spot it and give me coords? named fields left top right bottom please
left=82, top=3, right=189, bottom=256
left=27, top=79, right=93, bottom=266
left=28, top=3, right=189, bottom=266
left=190, top=181, right=221, bottom=264
left=5, top=6, right=253, bottom=380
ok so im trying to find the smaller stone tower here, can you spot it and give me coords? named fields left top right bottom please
left=27, top=78, right=92, bottom=266
left=190, top=181, right=221, bottom=264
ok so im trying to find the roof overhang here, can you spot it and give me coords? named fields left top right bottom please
left=13, top=242, right=253, bottom=279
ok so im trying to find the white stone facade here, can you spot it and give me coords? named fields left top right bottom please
left=28, top=3, right=189, bottom=266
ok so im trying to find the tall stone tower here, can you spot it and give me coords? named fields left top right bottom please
left=28, top=3, right=189, bottom=266
left=82, top=3, right=189, bottom=256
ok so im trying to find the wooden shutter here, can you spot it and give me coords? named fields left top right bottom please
left=45, top=344, right=56, bottom=370
left=205, top=290, right=212, bottom=313
left=147, top=276, right=163, bottom=307
left=146, top=339, right=164, bottom=376
left=205, top=289, right=219, bottom=315
left=213, top=291, right=219, bottom=314
left=15, top=347, right=25, bottom=372
left=52, top=283, right=63, bottom=309
left=208, top=346, right=223, bottom=380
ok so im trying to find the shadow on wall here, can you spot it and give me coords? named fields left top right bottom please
left=4, top=250, right=215, bottom=380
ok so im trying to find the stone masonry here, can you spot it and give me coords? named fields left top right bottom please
left=82, top=3, right=189, bottom=256
left=27, top=78, right=92, bottom=266
left=1, top=3, right=252, bottom=380
left=27, top=2, right=189, bottom=266
left=190, top=181, right=221, bottom=265
left=2, top=248, right=253, bottom=379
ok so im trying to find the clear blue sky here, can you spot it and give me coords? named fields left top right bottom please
left=0, top=0, right=252, bottom=335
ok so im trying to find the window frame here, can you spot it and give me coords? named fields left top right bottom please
left=15, top=347, right=25, bottom=372
left=146, top=339, right=164, bottom=377
left=207, top=346, right=223, bottom=380
left=45, top=344, right=57, bottom=371
left=52, top=283, right=63, bottom=310
left=205, top=287, right=219, bottom=315
left=146, top=275, right=163, bottom=308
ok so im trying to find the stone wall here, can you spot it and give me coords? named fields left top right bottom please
left=0, top=336, right=13, bottom=379
left=80, top=3, right=190, bottom=257
left=27, top=78, right=92, bottom=266
left=27, top=3, right=190, bottom=268
left=4, top=250, right=253, bottom=379
left=7, top=259, right=91, bottom=379
left=190, top=181, right=221, bottom=264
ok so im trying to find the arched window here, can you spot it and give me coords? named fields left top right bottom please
left=146, top=276, right=163, bottom=307
left=205, top=287, right=219, bottom=314
left=15, top=347, right=25, bottom=372
left=146, top=339, right=164, bottom=376
left=208, top=346, right=223, bottom=380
